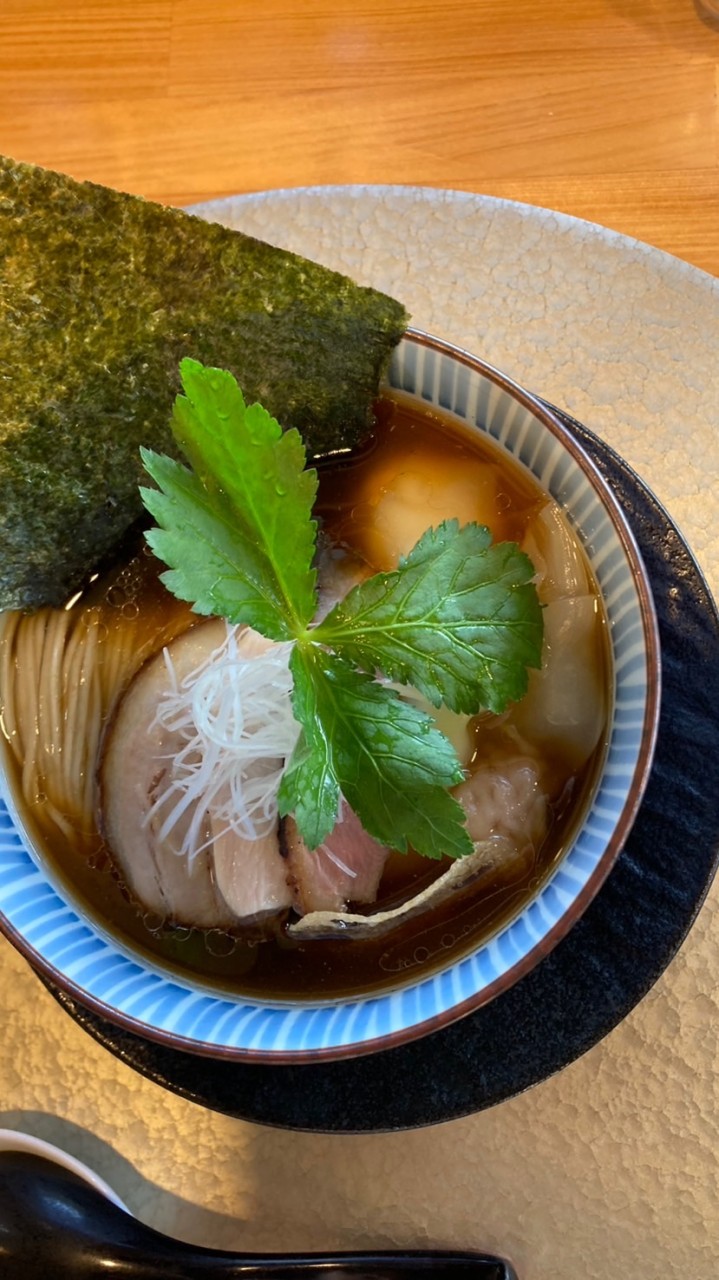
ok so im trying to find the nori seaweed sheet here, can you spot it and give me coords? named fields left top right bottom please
left=0, top=155, right=409, bottom=610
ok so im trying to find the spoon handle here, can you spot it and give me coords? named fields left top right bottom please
left=0, top=1152, right=518, bottom=1279
left=133, top=1252, right=515, bottom=1278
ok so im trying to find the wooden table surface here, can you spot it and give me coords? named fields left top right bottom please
left=1, top=0, right=717, bottom=277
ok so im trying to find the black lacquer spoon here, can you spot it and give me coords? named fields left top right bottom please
left=0, top=1151, right=517, bottom=1278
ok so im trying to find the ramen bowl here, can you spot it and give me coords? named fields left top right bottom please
left=0, top=330, right=660, bottom=1063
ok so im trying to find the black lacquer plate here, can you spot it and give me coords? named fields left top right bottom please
left=39, top=410, right=719, bottom=1133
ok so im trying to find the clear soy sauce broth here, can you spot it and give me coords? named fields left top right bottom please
left=0, top=393, right=610, bottom=1000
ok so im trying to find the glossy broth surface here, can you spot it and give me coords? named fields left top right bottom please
left=0, top=394, right=610, bottom=999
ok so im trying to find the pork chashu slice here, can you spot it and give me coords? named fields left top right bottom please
left=281, top=800, right=390, bottom=916
left=100, top=619, right=292, bottom=929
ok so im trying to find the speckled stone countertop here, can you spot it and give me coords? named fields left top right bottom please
left=1, top=187, right=718, bottom=1280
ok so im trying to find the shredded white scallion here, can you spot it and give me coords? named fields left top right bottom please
left=144, top=623, right=300, bottom=861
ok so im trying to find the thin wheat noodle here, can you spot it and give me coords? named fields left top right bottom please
left=3, top=615, right=26, bottom=768
left=20, top=612, right=47, bottom=800
left=42, top=799, right=78, bottom=843
left=98, top=613, right=145, bottom=706
left=40, top=609, right=73, bottom=810
left=62, top=610, right=88, bottom=695
left=60, top=618, right=94, bottom=811
left=96, top=613, right=125, bottom=703
left=13, top=615, right=34, bottom=763
left=0, top=611, right=22, bottom=762
left=71, top=622, right=99, bottom=822
left=31, top=613, right=56, bottom=811
left=81, top=656, right=103, bottom=823
left=39, top=608, right=70, bottom=778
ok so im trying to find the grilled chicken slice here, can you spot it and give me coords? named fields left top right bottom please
left=212, top=815, right=292, bottom=924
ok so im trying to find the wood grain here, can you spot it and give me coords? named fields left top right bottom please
left=0, top=0, right=717, bottom=275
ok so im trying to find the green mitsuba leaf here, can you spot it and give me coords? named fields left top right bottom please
left=276, top=645, right=342, bottom=850
left=141, top=363, right=545, bottom=858
left=140, top=453, right=295, bottom=639
left=313, top=520, right=543, bottom=714
left=141, top=360, right=318, bottom=638
left=278, top=646, right=472, bottom=860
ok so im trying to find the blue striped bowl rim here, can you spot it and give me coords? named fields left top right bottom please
left=0, top=330, right=660, bottom=1062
